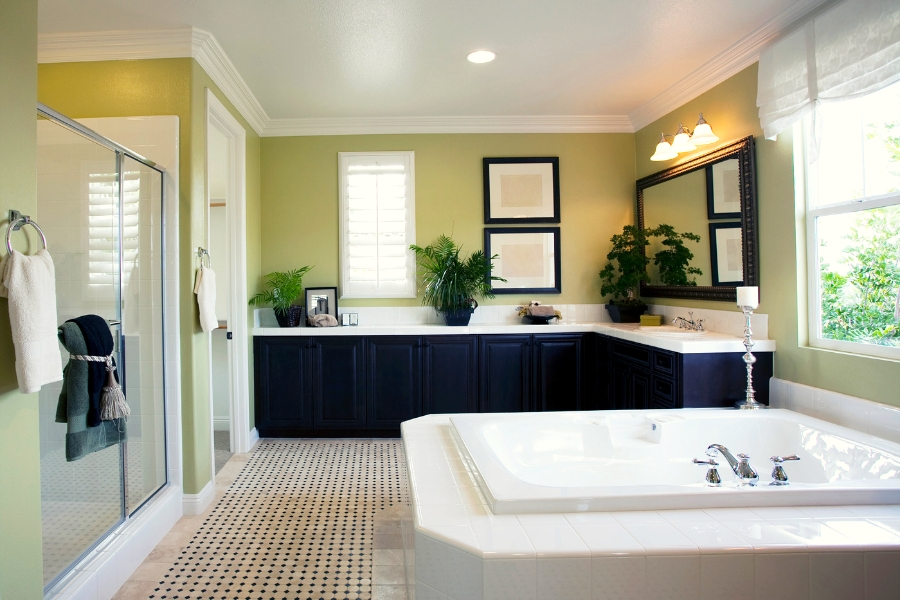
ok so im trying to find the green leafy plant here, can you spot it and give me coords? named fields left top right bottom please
left=599, top=225, right=652, bottom=305
left=651, top=224, right=703, bottom=286
left=248, top=267, right=313, bottom=315
left=410, top=235, right=505, bottom=314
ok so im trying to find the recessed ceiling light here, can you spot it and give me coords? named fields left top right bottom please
left=467, top=50, right=496, bottom=64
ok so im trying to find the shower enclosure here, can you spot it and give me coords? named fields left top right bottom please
left=36, top=105, right=168, bottom=592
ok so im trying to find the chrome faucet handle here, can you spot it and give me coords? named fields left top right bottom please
left=696, top=319, right=705, bottom=331
left=693, top=458, right=722, bottom=486
left=770, top=455, right=800, bottom=486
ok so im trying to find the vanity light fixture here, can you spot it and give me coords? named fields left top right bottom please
left=649, top=113, right=720, bottom=161
left=467, top=50, right=496, bottom=64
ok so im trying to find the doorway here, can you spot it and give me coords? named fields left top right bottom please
left=206, top=90, right=250, bottom=474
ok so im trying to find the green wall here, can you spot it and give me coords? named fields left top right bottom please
left=635, top=64, right=900, bottom=406
left=38, top=58, right=262, bottom=492
left=260, top=134, right=635, bottom=306
left=0, top=0, right=44, bottom=597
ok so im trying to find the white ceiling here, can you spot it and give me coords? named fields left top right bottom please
left=37, top=0, right=829, bottom=131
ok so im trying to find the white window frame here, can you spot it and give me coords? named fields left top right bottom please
left=802, top=121, right=900, bottom=361
left=339, top=151, right=416, bottom=299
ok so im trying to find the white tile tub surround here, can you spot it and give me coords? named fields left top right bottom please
left=402, top=415, right=900, bottom=600
left=769, top=378, right=900, bottom=445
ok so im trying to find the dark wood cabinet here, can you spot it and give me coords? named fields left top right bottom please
left=254, top=331, right=773, bottom=436
left=479, top=335, right=532, bottom=413
left=422, top=336, right=478, bottom=414
left=311, top=337, right=367, bottom=430
left=367, top=336, right=422, bottom=429
left=532, top=334, right=583, bottom=412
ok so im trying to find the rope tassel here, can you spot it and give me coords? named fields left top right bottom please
left=70, top=353, right=131, bottom=421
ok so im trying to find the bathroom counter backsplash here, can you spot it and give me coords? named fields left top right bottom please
left=253, top=304, right=774, bottom=354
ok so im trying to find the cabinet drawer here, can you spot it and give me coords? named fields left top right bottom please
left=653, top=350, right=676, bottom=375
left=652, top=395, right=676, bottom=409
left=652, top=375, right=676, bottom=403
left=610, top=340, right=651, bottom=368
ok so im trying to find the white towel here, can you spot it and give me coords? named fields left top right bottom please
left=196, top=265, right=218, bottom=333
left=0, top=249, right=63, bottom=393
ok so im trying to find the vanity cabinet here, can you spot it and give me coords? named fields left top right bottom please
left=254, top=330, right=772, bottom=437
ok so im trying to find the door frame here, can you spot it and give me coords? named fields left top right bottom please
left=206, top=89, right=251, bottom=457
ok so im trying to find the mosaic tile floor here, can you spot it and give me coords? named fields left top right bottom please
left=125, top=440, right=410, bottom=600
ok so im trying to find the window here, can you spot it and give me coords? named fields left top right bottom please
left=805, top=79, right=900, bottom=359
left=339, top=152, right=416, bottom=298
left=87, top=168, right=140, bottom=287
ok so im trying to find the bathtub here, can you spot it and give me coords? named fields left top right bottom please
left=449, top=409, right=900, bottom=513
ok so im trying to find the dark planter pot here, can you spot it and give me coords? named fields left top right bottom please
left=605, top=303, right=647, bottom=323
left=443, top=308, right=475, bottom=326
left=274, top=306, right=304, bottom=328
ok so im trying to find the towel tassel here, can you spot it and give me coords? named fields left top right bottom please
left=100, top=356, right=130, bottom=421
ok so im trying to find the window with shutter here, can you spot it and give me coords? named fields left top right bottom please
left=87, top=169, right=141, bottom=286
left=339, top=152, right=416, bottom=298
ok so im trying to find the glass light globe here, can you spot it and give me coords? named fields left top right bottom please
left=670, top=124, right=696, bottom=153
left=690, top=113, right=719, bottom=145
left=650, top=134, right=678, bottom=161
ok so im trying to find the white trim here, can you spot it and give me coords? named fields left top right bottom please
left=38, top=27, right=267, bottom=135
left=214, top=417, right=230, bottom=431
left=249, top=427, right=260, bottom=450
left=207, top=89, right=252, bottom=454
left=182, top=480, right=215, bottom=516
left=628, top=0, right=834, bottom=131
left=264, top=115, right=634, bottom=136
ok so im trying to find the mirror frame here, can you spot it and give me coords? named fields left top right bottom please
left=637, top=136, right=758, bottom=302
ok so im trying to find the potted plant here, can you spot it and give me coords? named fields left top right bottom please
left=249, top=266, right=313, bottom=327
left=651, top=224, right=703, bottom=286
left=599, top=225, right=651, bottom=322
left=410, top=235, right=505, bottom=326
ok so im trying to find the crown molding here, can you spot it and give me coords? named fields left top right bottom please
left=628, top=0, right=833, bottom=131
left=262, top=115, right=634, bottom=136
left=38, top=27, right=268, bottom=135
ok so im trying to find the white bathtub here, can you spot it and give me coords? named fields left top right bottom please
left=449, top=409, right=900, bottom=513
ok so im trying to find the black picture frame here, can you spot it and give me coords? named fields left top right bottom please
left=483, top=157, right=560, bottom=224
left=305, top=286, right=339, bottom=318
left=708, top=222, right=744, bottom=286
left=706, top=160, right=742, bottom=220
left=483, top=227, right=561, bottom=294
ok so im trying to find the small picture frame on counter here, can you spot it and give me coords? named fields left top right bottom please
left=341, top=313, right=350, bottom=326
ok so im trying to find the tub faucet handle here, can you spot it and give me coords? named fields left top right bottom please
left=770, top=455, right=800, bottom=486
left=693, top=458, right=721, bottom=486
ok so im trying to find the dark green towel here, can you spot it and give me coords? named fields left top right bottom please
left=55, top=322, right=126, bottom=462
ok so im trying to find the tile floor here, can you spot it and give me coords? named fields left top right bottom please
left=112, top=439, right=411, bottom=600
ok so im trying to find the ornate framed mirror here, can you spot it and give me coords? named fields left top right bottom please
left=637, top=136, right=758, bottom=302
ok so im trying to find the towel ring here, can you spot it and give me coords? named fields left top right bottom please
left=6, top=214, right=48, bottom=255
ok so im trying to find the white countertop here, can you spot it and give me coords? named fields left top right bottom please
left=252, top=321, right=775, bottom=354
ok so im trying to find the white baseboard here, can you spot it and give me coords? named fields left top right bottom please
left=249, top=427, right=260, bottom=449
left=48, top=484, right=183, bottom=600
left=182, top=480, right=215, bottom=516
left=213, top=418, right=230, bottom=431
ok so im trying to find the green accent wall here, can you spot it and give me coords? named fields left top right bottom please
left=634, top=64, right=900, bottom=406
left=38, top=58, right=262, bottom=492
left=0, top=0, right=44, bottom=597
left=260, top=134, right=635, bottom=306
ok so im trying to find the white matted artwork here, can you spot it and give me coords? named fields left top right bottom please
left=709, top=222, right=743, bottom=286
left=706, top=158, right=742, bottom=219
left=484, top=227, right=561, bottom=294
left=483, top=157, right=560, bottom=223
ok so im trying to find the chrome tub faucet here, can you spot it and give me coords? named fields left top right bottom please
left=706, top=444, right=759, bottom=485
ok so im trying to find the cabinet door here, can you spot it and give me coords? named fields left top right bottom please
left=609, top=358, right=632, bottom=410
left=479, top=335, right=531, bottom=413
left=254, top=337, right=313, bottom=433
left=423, top=336, right=478, bottom=414
left=311, top=337, right=366, bottom=429
left=631, top=370, right=651, bottom=410
left=533, top=334, right=583, bottom=412
left=367, top=336, right=422, bottom=429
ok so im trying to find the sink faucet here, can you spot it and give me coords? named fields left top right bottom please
left=707, top=444, right=759, bottom=485
left=673, top=311, right=705, bottom=331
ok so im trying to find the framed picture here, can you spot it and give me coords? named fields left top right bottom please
left=484, top=227, right=561, bottom=294
left=483, top=157, right=560, bottom=224
left=706, top=158, right=742, bottom=219
left=305, top=286, right=338, bottom=318
left=709, top=223, right=744, bottom=286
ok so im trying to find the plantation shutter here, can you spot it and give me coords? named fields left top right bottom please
left=88, top=169, right=140, bottom=286
left=339, top=152, right=416, bottom=298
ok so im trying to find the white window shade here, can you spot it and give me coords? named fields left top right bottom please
left=88, top=169, right=140, bottom=286
left=339, top=152, right=416, bottom=298
left=757, top=0, right=900, bottom=142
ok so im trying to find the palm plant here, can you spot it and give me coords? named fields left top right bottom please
left=249, top=267, right=313, bottom=326
left=410, top=235, right=505, bottom=324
